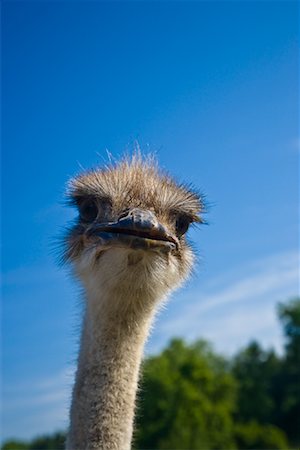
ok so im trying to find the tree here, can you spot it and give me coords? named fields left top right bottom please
left=234, top=421, right=288, bottom=449
left=0, top=433, right=65, bottom=450
left=277, top=298, right=300, bottom=445
left=232, top=341, right=281, bottom=425
left=134, top=338, right=237, bottom=450
left=29, top=432, right=65, bottom=450
left=1, top=441, right=29, bottom=450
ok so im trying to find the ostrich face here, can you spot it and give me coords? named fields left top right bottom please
left=64, top=156, right=203, bottom=300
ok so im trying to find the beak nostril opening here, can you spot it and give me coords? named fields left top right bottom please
left=118, top=209, right=131, bottom=220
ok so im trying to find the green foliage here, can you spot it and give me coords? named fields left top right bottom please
left=277, top=298, right=300, bottom=445
left=1, top=433, right=65, bottom=450
left=232, top=297, right=300, bottom=446
left=135, top=338, right=237, bottom=449
left=234, top=421, right=289, bottom=449
left=278, top=298, right=300, bottom=361
left=232, top=341, right=281, bottom=424
left=1, top=441, right=29, bottom=450
left=29, top=432, right=65, bottom=450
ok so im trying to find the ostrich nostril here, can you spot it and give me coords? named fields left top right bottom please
left=118, top=209, right=131, bottom=220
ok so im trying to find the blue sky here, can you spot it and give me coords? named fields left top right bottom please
left=2, top=0, right=299, bottom=442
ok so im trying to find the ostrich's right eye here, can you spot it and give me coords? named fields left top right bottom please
left=79, top=200, right=98, bottom=222
left=175, top=215, right=192, bottom=237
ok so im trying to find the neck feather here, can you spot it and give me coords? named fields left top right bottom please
left=66, top=286, right=158, bottom=450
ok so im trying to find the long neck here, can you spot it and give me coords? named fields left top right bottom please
left=66, top=287, right=156, bottom=450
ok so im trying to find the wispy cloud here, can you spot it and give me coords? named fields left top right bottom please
left=290, top=136, right=300, bottom=152
left=149, top=250, right=299, bottom=355
left=179, top=250, right=297, bottom=314
left=2, top=368, right=75, bottom=441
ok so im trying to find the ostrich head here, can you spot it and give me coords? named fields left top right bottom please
left=64, top=155, right=204, bottom=311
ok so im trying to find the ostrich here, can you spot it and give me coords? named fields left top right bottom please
left=63, top=154, right=203, bottom=450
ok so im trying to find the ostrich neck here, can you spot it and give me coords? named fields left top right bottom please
left=67, top=286, right=156, bottom=450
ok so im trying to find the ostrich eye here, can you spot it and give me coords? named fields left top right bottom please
left=175, top=215, right=192, bottom=237
left=79, top=200, right=98, bottom=222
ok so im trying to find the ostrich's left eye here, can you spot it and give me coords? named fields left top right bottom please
left=175, top=215, right=192, bottom=237
left=79, top=200, right=98, bottom=222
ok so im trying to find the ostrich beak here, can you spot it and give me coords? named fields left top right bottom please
left=87, top=208, right=179, bottom=251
